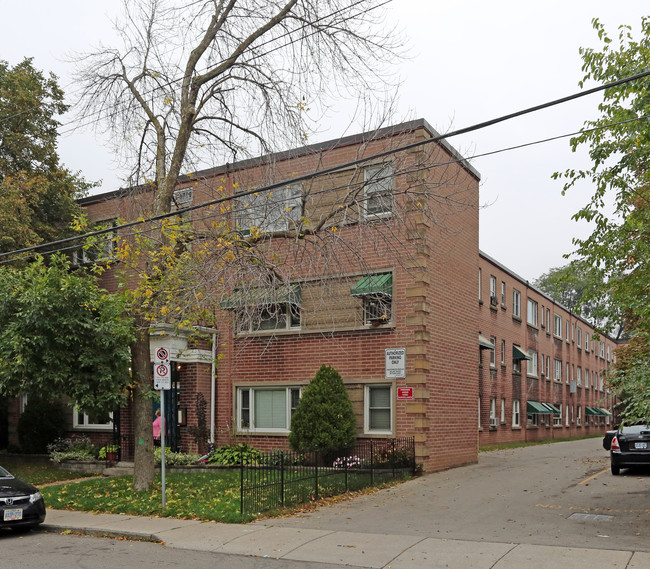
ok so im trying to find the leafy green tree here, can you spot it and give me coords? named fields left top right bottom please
left=289, top=365, right=357, bottom=457
left=0, top=58, right=88, bottom=254
left=554, top=17, right=650, bottom=420
left=0, top=256, right=134, bottom=416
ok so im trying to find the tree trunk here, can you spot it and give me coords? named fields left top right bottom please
left=131, top=316, right=155, bottom=491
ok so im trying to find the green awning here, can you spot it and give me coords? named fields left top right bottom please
left=221, top=285, right=301, bottom=310
left=513, top=345, right=532, bottom=361
left=350, top=273, right=392, bottom=297
left=599, top=408, right=612, bottom=417
left=527, top=401, right=552, bottom=414
left=585, top=406, right=601, bottom=416
left=542, top=403, right=561, bottom=415
left=479, top=333, right=495, bottom=350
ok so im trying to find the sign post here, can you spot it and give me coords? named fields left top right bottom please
left=153, top=347, right=170, bottom=510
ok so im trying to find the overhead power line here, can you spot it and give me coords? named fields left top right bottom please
left=2, top=68, right=650, bottom=264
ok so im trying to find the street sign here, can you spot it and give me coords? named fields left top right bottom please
left=154, top=363, right=171, bottom=390
left=154, top=347, right=170, bottom=364
left=385, top=348, right=406, bottom=379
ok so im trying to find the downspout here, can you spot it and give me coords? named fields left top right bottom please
left=210, top=331, right=218, bottom=444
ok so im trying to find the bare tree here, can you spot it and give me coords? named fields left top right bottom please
left=73, top=0, right=404, bottom=490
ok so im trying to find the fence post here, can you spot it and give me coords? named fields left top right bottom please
left=240, top=449, right=244, bottom=515
left=314, top=452, right=319, bottom=501
left=370, top=440, right=374, bottom=485
left=280, top=451, right=285, bottom=507
left=392, top=439, right=396, bottom=479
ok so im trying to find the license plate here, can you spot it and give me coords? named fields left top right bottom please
left=635, top=442, right=648, bottom=449
left=3, top=509, right=23, bottom=521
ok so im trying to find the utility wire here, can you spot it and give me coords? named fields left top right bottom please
left=2, top=69, right=650, bottom=264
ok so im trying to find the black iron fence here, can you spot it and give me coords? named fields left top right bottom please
left=240, top=437, right=415, bottom=516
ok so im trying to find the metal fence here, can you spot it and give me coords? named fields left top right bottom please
left=240, top=437, right=415, bottom=516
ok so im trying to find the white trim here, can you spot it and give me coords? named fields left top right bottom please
left=364, top=384, right=394, bottom=435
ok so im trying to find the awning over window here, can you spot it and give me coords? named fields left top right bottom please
left=585, top=406, right=602, bottom=416
left=221, top=285, right=301, bottom=310
left=542, top=403, right=561, bottom=415
left=527, top=401, right=552, bottom=414
left=350, top=273, right=392, bottom=297
left=599, top=408, right=612, bottom=417
left=513, top=345, right=532, bottom=361
left=479, top=333, right=495, bottom=350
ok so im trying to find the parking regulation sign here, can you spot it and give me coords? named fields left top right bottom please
left=154, top=363, right=171, bottom=390
left=154, top=347, right=170, bottom=364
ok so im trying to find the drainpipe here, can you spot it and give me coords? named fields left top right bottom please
left=210, top=331, right=218, bottom=444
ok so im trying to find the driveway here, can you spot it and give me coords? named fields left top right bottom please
left=258, top=437, right=650, bottom=552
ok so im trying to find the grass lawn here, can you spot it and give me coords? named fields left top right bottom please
left=40, top=471, right=251, bottom=523
left=0, top=456, right=98, bottom=486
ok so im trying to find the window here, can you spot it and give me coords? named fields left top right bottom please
left=577, top=327, right=582, bottom=348
left=571, top=323, right=575, bottom=342
left=566, top=362, right=570, bottom=384
left=365, top=384, right=392, bottom=434
left=478, top=268, right=482, bottom=301
left=72, top=219, right=117, bottom=266
left=566, top=404, right=570, bottom=427
left=489, top=336, right=497, bottom=367
left=566, top=321, right=570, bottom=343
left=600, top=341, right=605, bottom=358
left=585, top=368, right=589, bottom=389
left=237, top=303, right=301, bottom=333
left=554, top=405, right=562, bottom=427
left=489, top=276, right=497, bottom=306
left=73, top=410, right=113, bottom=430
left=528, top=350, right=538, bottom=377
left=527, top=299, right=538, bottom=326
left=364, top=164, right=393, bottom=217
left=351, top=273, right=393, bottom=325
left=489, top=398, right=497, bottom=426
left=237, top=386, right=301, bottom=432
left=585, top=332, right=590, bottom=352
left=363, top=296, right=392, bottom=325
left=546, top=308, right=551, bottom=332
left=513, top=289, right=521, bottom=318
left=554, top=314, right=562, bottom=337
left=237, top=183, right=302, bottom=233
left=607, top=345, right=611, bottom=361
left=546, top=356, right=550, bottom=379
left=577, top=366, right=582, bottom=387
left=541, top=304, right=545, bottom=328
left=577, top=405, right=582, bottom=426
left=512, top=400, right=520, bottom=427
left=501, top=282, right=506, bottom=305
left=500, top=398, right=506, bottom=423
left=527, top=409, right=538, bottom=427
left=553, top=358, right=562, bottom=382
left=500, top=339, right=506, bottom=365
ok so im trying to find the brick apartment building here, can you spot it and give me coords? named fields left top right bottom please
left=2, top=119, right=619, bottom=471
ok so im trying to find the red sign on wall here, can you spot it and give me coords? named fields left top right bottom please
left=397, top=387, right=413, bottom=400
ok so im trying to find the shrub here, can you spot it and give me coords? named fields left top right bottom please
left=207, top=443, right=262, bottom=465
left=17, top=396, right=67, bottom=453
left=153, top=448, right=200, bottom=466
left=289, top=365, right=356, bottom=457
left=48, top=435, right=98, bottom=463
left=262, top=449, right=304, bottom=467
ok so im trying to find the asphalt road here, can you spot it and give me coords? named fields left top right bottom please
left=257, top=437, right=650, bottom=551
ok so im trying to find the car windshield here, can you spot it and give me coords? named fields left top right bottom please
left=0, top=465, right=14, bottom=478
left=620, top=425, right=650, bottom=435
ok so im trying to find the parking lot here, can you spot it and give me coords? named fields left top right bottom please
left=260, top=437, right=650, bottom=552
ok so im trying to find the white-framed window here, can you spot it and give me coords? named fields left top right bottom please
left=554, top=404, right=562, bottom=427
left=72, top=219, right=117, bottom=266
left=607, top=345, right=611, bottom=361
left=600, top=341, right=605, bottom=358
left=546, top=308, right=551, bottom=332
left=566, top=321, right=570, bottom=343
left=585, top=332, right=590, bottom=352
left=500, top=339, right=506, bottom=365
left=501, top=281, right=506, bottom=306
left=500, top=398, right=506, bottom=423
left=566, top=404, right=570, bottom=426
left=585, top=368, right=589, bottom=389
left=512, top=400, right=520, bottom=427
left=566, top=362, right=570, bottom=384
left=554, top=314, right=562, bottom=337
left=364, top=163, right=393, bottom=217
left=577, top=405, right=582, bottom=426
left=73, top=410, right=113, bottom=430
left=489, top=276, right=497, bottom=306
left=489, top=336, right=497, bottom=367
left=553, top=359, right=560, bottom=381
left=527, top=299, right=538, bottom=327
left=577, top=327, right=582, bottom=348
left=489, top=398, right=497, bottom=426
left=237, top=386, right=301, bottom=432
left=513, top=289, right=521, bottom=318
left=237, top=303, right=301, bottom=333
left=541, top=304, right=545, bottom=328
left=237, top=183, right=302, bottom=233
left=577, top=366, right=582, bottom=387
left=571, top=323, right=575, bottom=342
left=365, top=384, right=393, bottom=434
left=527, top=409, right=538, bottom=427
left=528, top=350, right=538, bottom=377
left=546, top=356, right=550, bottom=379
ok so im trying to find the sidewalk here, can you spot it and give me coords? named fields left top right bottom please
left=42, top=509, right=650, bottom=569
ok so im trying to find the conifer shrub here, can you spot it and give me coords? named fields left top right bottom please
left=289, top=365, right=357, bottom=458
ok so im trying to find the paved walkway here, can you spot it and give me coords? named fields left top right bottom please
left=42, top=509, right=650, bottom=568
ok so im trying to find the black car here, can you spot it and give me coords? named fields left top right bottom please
left=608, top=425, right=650, bottom=475
left=0, top=465, right=46, bottom=531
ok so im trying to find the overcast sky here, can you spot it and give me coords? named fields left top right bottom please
left=2, top=1, right=648, bottom=280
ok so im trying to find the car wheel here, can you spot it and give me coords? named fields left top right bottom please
left=611, top=463, right=621, bottom=476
